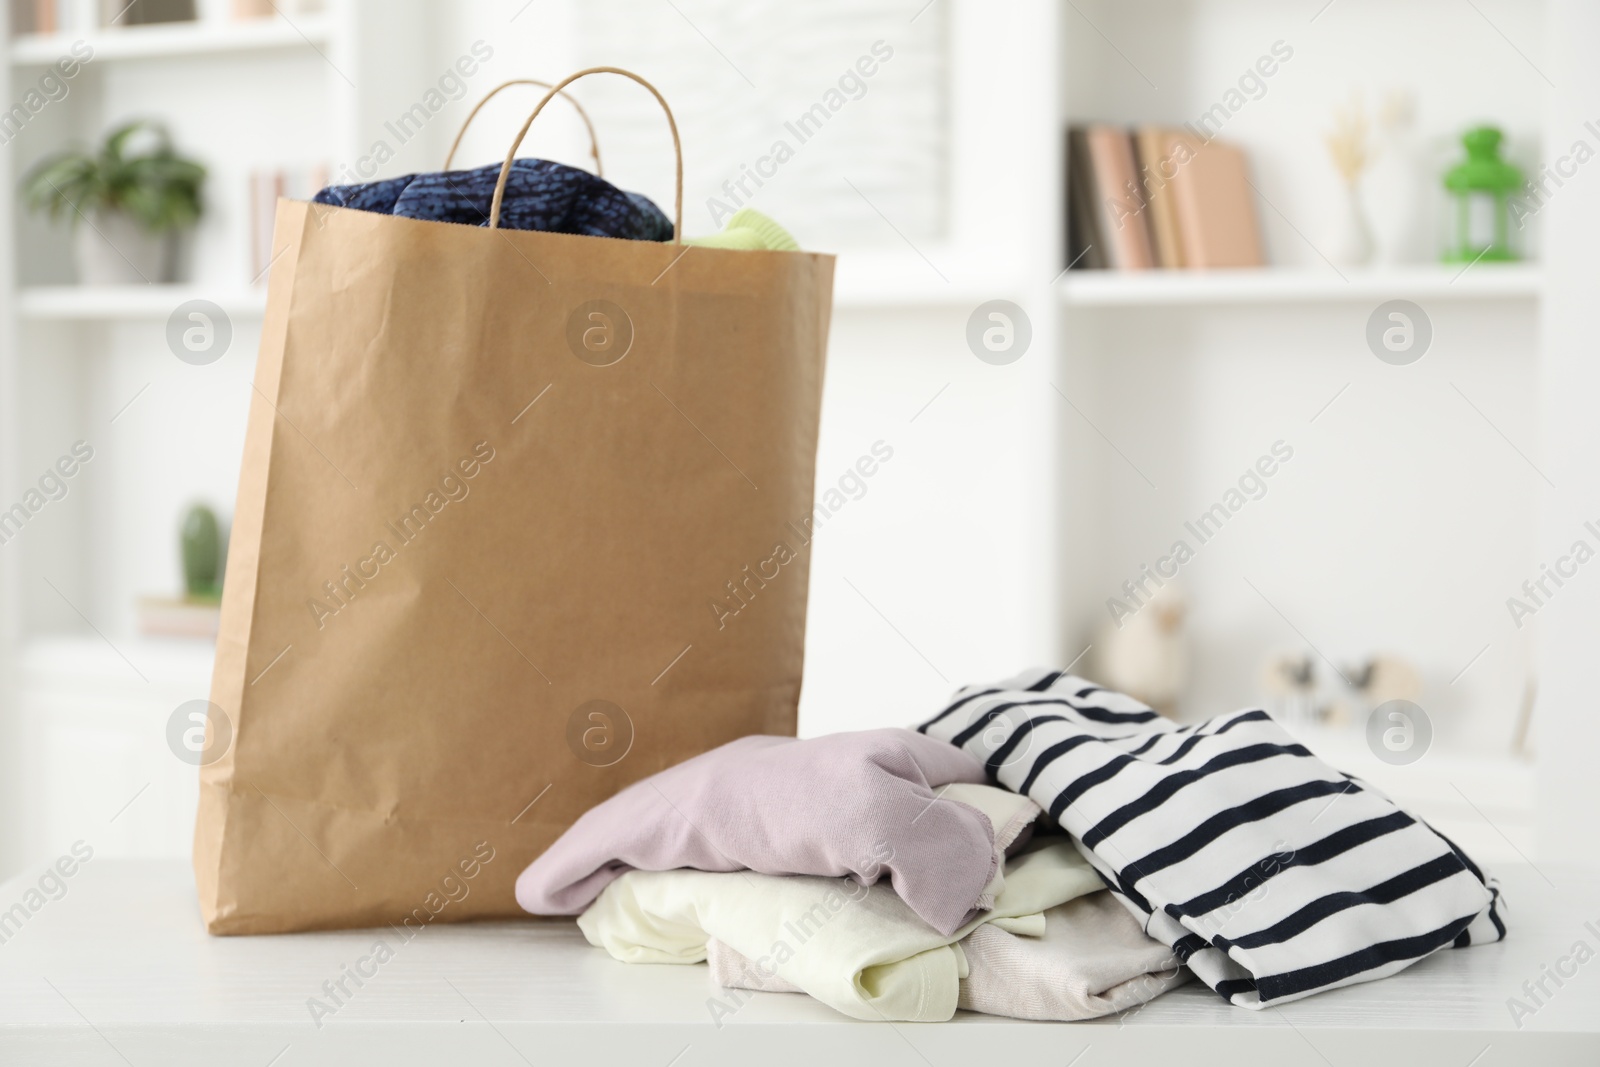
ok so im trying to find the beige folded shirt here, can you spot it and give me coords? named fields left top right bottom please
left=707, top=890, right=1186, bottom=1022
left=959, top=892, right=1189, bottom=1019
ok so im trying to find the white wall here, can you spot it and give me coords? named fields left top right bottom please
left=798, top=305, right=1061, bottom=732
left=1536, top=0, right=1600, bottom=871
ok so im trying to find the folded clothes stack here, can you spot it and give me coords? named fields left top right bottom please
left=516, top=727, right=1187, bottom=1021
left=518, top=671, right=1509, bottom=1022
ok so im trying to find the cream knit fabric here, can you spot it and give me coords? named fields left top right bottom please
left=578, top=786, right=1106, bottom=1022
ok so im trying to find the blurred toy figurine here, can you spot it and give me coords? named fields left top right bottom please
left=1341, top=654, right=1422, bottom=722
left=1261, top=652, right=1319, bottom=729
left=1096, top=584, right=1188, bottom=716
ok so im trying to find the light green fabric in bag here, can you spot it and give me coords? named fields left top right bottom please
left=685, top=207, right=800, bottom=252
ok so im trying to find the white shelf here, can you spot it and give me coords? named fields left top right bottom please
left=17, top=285, right=267, bottom=321
left=8, top=15, right=331, bottom=65
left=1059, top=265, right=1544, bottom=307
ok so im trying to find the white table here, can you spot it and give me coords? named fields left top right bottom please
left=0, top=860, right=1594, bottom=1066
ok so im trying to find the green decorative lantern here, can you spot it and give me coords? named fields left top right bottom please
left=1443, top=126, right=1523, bottom=263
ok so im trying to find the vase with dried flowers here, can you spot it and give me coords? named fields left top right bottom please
left=1325, top=94, right=1375, bottom=267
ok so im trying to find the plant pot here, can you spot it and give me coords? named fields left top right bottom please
left=73, top=213, right=174, bottom=285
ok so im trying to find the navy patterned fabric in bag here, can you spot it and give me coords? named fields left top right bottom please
left=313, top=158, right=673, bottom=241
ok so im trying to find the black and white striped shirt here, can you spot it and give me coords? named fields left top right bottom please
left=917, top=669, right=1506, bottom=1008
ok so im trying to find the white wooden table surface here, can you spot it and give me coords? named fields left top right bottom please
left=0, top=860, right=1594, bottom=1066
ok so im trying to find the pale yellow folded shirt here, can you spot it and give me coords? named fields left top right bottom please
left=577, top=784, right=1183, bottom=1022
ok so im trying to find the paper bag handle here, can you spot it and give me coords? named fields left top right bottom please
left=490, top=66, right=683, bottom=244
left=444, top=79, right=603, bottom=176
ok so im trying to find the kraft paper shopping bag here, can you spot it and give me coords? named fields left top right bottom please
left=195, top=68, right=834, bottom=934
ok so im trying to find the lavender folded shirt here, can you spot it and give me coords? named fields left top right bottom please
left=516, top=728, right=998, bottom=935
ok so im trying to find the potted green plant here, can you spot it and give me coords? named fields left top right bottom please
left=21, top=120, right=206, bottom=285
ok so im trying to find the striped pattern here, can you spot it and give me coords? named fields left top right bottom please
left=918, top=669, right=1506, bottom=1008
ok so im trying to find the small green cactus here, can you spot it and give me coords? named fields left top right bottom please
left=180, top=503, right=222, bottom=601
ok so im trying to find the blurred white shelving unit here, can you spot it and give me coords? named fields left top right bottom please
left=0, top=0, right=436, bottom=871
left=1054, top=0, right=1548, bottom=858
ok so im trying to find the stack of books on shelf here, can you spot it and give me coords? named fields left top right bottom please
left=249, top=165, right=328, bottom=283
left=11, top=0, right=200, bottom=33
left=7, top=0, right=77, bottom=33
left=1067, top=124, right=1266, bottom=272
